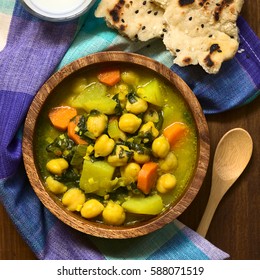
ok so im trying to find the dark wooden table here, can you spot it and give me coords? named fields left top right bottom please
left=0, top=1, right=259, bottom=260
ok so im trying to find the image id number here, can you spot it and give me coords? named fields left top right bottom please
left=150, top=266, right=204, bottom=276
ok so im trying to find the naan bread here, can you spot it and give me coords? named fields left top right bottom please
left=95, top=0, right=166, bottom=41
left=95, top=0, right=244, bottom=74
left=161, top=0, right=244, bottom=74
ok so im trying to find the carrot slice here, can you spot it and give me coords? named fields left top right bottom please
left=67, top=115, right=88, bottom=145
left=97, top=68, right=121, bottom=86
left=48, top=106, right=77, bottom=131
left=163, top=122, right=188, bottom=147
left=137, top=162, right=158, bottom=195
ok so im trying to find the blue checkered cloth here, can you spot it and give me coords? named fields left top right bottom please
left=0, top=0, right=259, bottom=260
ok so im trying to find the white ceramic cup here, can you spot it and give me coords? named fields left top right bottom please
left=21, top=0, right=96, bottom=21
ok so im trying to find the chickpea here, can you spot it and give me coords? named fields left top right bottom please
left=45, top=176, right=67, bottom=194
left=121, top=162, right=141, bottom=184
left=94, top=134, right=115, bottom=157
left=46, top=158, right=69, bottom=175
left=139, top=121, right=159, bottom=139
left=87, top=111, right=108, bottom=138
left=102, top=201, right=126, bottom=226
left=81, top=199, right=104, bottom=219
left=133, top=151, right=150, bottom=164
left=62, top=188, right=86, bottom=212
left=126, top=96, right=148, bottom=114
left=152, top=135, right=170, bottom=158
left=159, top=152, right=178, bottom=172
left=119, top=113, right=142, bottom=134
left=156, top=173, right=177, bottom=193
left=107, top=145, right=133, bottom=166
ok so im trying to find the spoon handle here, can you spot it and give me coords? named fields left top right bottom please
left=196, top=191, right=222, bottom=237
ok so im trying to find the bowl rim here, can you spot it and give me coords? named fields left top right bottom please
left=22, top=51, right=210, bottom=239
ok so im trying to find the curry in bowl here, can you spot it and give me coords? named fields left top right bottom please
left=23, top=52, right=209, bottom=238
left=35, top=64, right=197, bottom=226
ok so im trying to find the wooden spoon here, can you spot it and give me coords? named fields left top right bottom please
left=197, top=128, right=253, bottom=237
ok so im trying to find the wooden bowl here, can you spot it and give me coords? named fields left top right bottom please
left=22, top=51, right=210, bottom=239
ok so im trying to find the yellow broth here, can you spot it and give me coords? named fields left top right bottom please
left=35, top=64, right=197, bottom=225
